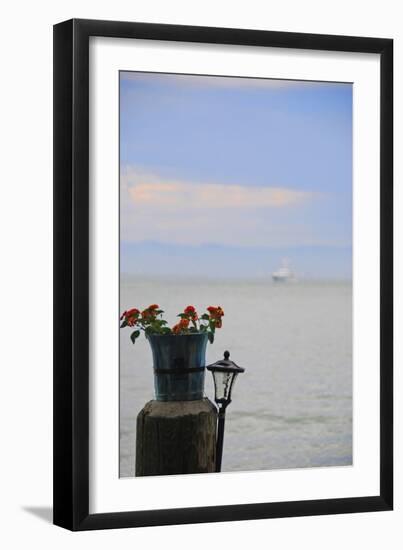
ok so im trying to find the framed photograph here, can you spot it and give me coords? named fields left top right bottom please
left=53, top=19, right=393, bottom=530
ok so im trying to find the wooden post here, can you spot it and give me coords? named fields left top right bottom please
left=136, top=398, right=217, bottom=476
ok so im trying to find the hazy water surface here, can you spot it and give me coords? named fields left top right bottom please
left=120, top=277, right=352, bottom=477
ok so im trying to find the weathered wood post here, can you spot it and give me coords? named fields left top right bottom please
left=136, top=398, right=217, bottom=476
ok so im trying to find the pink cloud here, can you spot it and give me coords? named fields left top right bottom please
left=123, top=168, right=314, bottom=210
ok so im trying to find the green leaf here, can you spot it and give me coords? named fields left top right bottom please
left=208, top=332, right=214, bottom=344
left=130, top=330, right=140, bottom=344
left=199, top=324, right=207, bottom=332
left=120, top=320, right=128, bottom=328
left=201, top=313, right=210, bottom=320
left=177, top=313, right=187, bottom=318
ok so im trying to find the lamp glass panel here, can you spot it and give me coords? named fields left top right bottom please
left=213, top=371, right=234, bottom=402
left=229, top=372, right=239, bottom=398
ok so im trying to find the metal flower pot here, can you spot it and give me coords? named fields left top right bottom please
left=147, top=333, right=208, bottom=401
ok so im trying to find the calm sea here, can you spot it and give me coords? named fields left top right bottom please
left=120, top=277, right=352, bottom=477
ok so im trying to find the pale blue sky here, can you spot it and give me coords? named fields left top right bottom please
left=120, top=72, right=352, bottom=279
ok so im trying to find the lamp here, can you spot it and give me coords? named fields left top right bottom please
left=207, top=351, right=245, bottom=472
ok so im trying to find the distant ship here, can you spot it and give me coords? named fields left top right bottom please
left=272, top=260, right=296, bottom=282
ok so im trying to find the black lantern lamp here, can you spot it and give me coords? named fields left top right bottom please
left=207, top=351, right=245, bottom=472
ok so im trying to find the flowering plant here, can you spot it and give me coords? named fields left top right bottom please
left=120, top=304, right=224, bottom=345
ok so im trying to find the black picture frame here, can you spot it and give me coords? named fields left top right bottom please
left=53, top=18, right=393, bottom=531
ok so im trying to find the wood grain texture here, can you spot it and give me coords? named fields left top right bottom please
left=136, top=399, right=217, bottom=476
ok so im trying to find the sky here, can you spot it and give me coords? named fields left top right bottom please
left=120, top=72, right=352, bottom=279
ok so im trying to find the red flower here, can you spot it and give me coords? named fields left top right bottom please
left=120, top=308, right=140, bottom=320
left=172, top=323, right=181, bottom=334
left=141, top=305, right=159, bottom=320
left=207, top=306, right=224, bottom=329
left=127, top=317, right=137, bottom=327
left=207, top=306, right=224, bottom=318
left=172, top=318, right=190, bottom=334
left=184, top=305, right=198, bottom=320
left=126, top=308, right=140, bottom=317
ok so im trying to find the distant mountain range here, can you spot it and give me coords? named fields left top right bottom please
left=120, top=241, right=352, bottom=280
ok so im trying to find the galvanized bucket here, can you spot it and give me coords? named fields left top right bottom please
left=147, top=333, right=208, bottom=401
